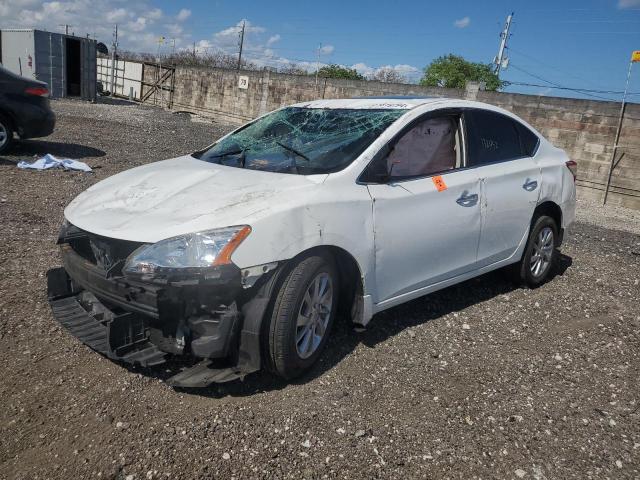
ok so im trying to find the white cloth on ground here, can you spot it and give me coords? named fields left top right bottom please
left=17, top=154, right=92, bottom=172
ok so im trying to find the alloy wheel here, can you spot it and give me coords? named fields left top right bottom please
left=295, top=272, right=333, bottom=359
left=530, top=226, right=554, bottom=277
left=0, top=123, right=7, bottom=148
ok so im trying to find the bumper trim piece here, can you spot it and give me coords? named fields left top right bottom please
left=166, top=361, right=244, bottom=388
left=48, top=267, right=167, bottom=367
left=50, top=295, right=167, bottom=366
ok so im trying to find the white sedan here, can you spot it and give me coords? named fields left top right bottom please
left=48, top=97, right=576, bottom=387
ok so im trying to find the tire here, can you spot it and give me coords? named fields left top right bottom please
left=513, top=215, right=558, bottom=288
left=265, top=252, right=339, bottom=379
left=0, top=115, right=14, bottom=154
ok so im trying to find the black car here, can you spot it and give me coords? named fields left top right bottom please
left=0, top=66, right=56, bottom=153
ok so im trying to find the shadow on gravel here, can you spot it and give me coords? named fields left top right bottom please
left=2, top=140, right=106, bottom=160
left=95, top=96, right=138, bottom=106
left=133, top=254, right=573, bottom=399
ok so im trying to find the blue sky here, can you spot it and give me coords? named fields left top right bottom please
left=3, top=0, right=640, bottom=101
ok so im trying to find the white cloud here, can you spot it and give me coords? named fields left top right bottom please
left=319, top=44, right=334, bottom=55
left=106, top=8, right=129, bottom=23
left=0, top=5, right=417, bottom=81
left=267, top=34, right=281, bottom=46
left=352, top=62, right=420, bottom=80
left=454, top=16, right=471, bottom=28
left=148, top=8, right=163, bottom=20
left=166, top=23, right=183, bottom=36
left=618, top=0, right=640, bottom=7
left=128, top=17, right=147, bottom=33
left=176, top=8, right=191, bottom=21
left=0, top=1, right=171, bottom=51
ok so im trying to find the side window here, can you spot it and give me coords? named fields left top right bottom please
left=465, top=110, right=526, bottom=166
left=385, top=116, right=460, bottom=180
left=514, top=121, right=539, bottom=157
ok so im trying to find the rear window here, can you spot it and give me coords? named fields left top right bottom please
left=465, top=109, right=539, bottom=166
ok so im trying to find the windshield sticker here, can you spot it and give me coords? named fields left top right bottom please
left=369, top=103, right=411, bottom=109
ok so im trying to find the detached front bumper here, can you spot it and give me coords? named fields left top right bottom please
left=48, top=242, right=269, bottom=387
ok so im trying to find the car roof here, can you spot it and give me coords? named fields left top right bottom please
left=291, top=97, right=448, bottom=110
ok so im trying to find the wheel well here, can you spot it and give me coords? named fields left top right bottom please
left=290, top=245, right=364, bottom=322
left=0, top=110, right=17, bottom=133
left=533, top=201, right=562, bottom=231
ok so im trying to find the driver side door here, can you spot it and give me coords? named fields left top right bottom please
left=363, top=111, right=482, bottom=305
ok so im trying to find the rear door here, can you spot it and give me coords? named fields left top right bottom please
left=464, top=109, right=541, bottom=267
left=364, top=111, right=482, bottom=303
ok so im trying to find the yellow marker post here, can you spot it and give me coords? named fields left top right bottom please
left=604, top=51, right=639, bottom=204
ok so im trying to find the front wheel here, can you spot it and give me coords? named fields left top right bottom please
left=514, top=215, right=558, bottom=287
left=265, top=253, right=338, bottom=380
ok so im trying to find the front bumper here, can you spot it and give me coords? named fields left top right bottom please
left=48, top=242, right=269, bottom=387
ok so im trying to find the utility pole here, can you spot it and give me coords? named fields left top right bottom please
left=603, top=51, right=639, bottom=204
left=109, top=24, right=118, bottom=95
left=237, top=21, right=246, bottom=71
left=315, top=43, right=322, bottom=89
left=493, top=12, right=513, bottom=77
left=59, top=24, right=72, bottom=35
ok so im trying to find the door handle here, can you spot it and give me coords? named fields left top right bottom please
left=456, top=192, right=478, bottom=207
left=523, top=179, right=538, bottom=191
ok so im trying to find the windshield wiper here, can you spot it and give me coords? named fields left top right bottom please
left=207, top=148, right=248, bottom=168
left=276, top=141, right=310, bottom=162
left=208, top=149, right=244, bottom=159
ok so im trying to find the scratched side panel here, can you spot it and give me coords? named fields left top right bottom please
left=232, top=179, right=375, bottom=291
left=536, top=140, right=576, bottom=229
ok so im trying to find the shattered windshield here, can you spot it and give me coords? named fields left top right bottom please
left=194, top=107, right=406, bottom=174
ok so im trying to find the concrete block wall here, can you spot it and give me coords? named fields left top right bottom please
left=152, top=64, right=639, bottom=209
left=476, top=91, right=640, bottom=209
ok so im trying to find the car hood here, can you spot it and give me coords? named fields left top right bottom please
left=65, top=155, right=326, bottom=243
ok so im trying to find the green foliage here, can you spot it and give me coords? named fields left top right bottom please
left=420, top=54, right=503, bottom=91
left=317, top=64, right=365, bottom=80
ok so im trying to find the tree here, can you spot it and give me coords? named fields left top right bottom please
left=420, top=54, right=503, bottom=91
left=317, top=64, right=365, bottom=80
left=278, top=64, right=310, bottom=76
left=370, top=67, right=406, bottom=84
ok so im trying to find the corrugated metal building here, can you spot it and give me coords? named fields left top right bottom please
left=0, top=29, right=96, bottom=100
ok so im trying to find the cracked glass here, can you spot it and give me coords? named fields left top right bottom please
left=194, top=107, right=406, bottom=175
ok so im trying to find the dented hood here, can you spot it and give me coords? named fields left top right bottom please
left=65, top=155, right=325, bottom=243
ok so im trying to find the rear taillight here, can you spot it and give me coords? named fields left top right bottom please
left=565, top=160, right=577, bottom=182
left=24, top=86, right=49, bottom=97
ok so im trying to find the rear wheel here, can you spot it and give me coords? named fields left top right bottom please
left=265, top=253, right=338, bottom=379
left=0, top=115, right=14, bottom=154
left=513, top=215, right=558, bottom=287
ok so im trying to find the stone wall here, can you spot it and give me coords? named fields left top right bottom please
left=164, top=65, right=639, bottom=209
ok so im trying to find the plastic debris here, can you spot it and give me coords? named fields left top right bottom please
left=17, top=154, right=92, bottom=172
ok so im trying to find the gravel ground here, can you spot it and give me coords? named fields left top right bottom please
left=0, top=98, right=639, bottom=480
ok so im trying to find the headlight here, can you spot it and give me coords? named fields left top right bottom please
left=123, top=225, right=251, bottom=276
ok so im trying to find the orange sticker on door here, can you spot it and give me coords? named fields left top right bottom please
left=432, top=175, right=447, bottom=192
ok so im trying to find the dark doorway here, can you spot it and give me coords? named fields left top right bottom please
left=65, top=38, right=81, bottom=96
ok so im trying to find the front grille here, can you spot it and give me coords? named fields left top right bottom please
left=61, top=224, right=142, bottom=275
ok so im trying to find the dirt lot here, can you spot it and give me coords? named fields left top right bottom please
left=0, top=98, right=638, bottom=480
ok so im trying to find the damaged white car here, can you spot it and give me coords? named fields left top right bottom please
left=48, top=97, right=576, bottom=387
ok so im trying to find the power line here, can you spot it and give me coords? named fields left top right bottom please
left=506, top=46, right=626, bottom=93
left=508, top=64, right=618, bottom=101
left=504, top=81, right=639, bottom=96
